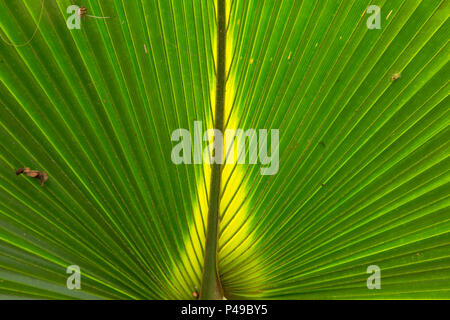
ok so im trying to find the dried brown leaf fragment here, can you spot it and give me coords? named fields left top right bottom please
left=16, top=167, right=48, bottom=187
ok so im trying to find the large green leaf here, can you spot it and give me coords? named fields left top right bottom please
left=0, top=0, right=448, bottom=299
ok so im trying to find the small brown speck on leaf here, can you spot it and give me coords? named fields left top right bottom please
left=386, top=10, right=393, bottom=20
left=78, top=6, right=88, bottom=19
left=192, top=287, right=199, bottom=299
left=391, top=72, right=401, bottom=81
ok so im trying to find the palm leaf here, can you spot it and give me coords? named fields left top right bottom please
left=0, top=0, right=448, bottom=299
